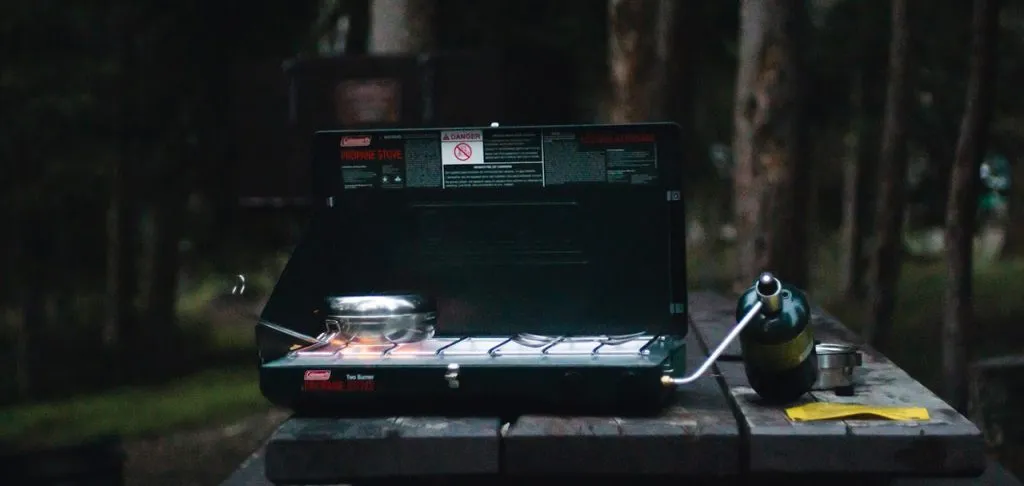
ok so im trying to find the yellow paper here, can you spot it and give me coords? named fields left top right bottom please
left=785, top=402, right=930, bottom=422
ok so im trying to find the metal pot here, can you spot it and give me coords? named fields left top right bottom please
left=812, top=343, right=862, bottom=391
left=324, top=293, right=437, bottom=344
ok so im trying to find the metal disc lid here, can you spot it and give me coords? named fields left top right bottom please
left=324, top=292, right=437, bottom=344
left=325, top=293, right=437, bottom=317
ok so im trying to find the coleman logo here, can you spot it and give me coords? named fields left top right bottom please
left=304, top=370, right=331, bottom=381
left=340, top=136, right=371, bottom=147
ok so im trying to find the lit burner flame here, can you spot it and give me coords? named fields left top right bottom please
left=305, top=338, right=438, bottom=358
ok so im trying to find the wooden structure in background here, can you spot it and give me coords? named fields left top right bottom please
left=229, top=51, right=575, bottom=208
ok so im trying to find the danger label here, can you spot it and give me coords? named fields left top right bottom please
left=441, top=130, right=483, bottom=165
left=441, top=130, right=482, bottom=142
left=453, top=143, right=472, bottom=161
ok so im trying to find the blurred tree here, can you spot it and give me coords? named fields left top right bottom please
left=309, top=0, right=370, bottom=56
left=905, top=2, right=973, bottom=230
left=731, top=0, right=811, bottom=290
left=864, top=0, right=911, bottom=349
left=1, top=0, right=319, bottom=398
left=943, top=0, right=1001, bottom=412
left=1006, top=158, right=1024, bottom=257
left=109, top=5, right=142, bottom=352
left=835, top=0, right=887, bottom=301
left=839, top=67, right=870, bottom=300
left=605, top=0, right=676, bottom=122
left=1, top=1, right=123, bottom=396
left=996, top=6, right=1024, bottom=259
left=368, top=0, right=435, bottom=53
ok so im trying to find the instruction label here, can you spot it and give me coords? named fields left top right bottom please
left=332, top=126, right=661, bottom=190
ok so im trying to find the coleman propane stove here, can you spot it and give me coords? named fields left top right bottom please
left=260, top=318, right=686, bottom=415
left=254, top=122, right=720, bottom=416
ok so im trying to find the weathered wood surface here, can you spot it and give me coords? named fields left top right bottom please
left=262, top=416, right=500, bottom=483
left=223, top=449, right=1023, bottom=486
left=688, top=291, right=986, bottom=476
left=891, top=458, right=1023, bottom=486
left=968, top=354, right=1024, bottom=448
left=220, top=446, right=272, bottom=486
left=501, top=326, right=741, bottom=476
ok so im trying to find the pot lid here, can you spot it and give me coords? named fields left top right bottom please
left=325, top=293, right=436, bottom=317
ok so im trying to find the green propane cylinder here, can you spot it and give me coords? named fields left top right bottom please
left=736, top=272, right=818, bottom=403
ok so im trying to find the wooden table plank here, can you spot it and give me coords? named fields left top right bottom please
left=219, top=445, right=349, bottom=486
left=501, top=321, right=741, bottom=476
left=262, top=416, right=501, bottom=483
left=220, top=447, right=273, bottom=486
left=688, top=291, right=986, bottom=476
left=892, top=458, right=1024, bottom=485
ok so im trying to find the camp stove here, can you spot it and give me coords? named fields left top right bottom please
left=253, top=122, right=719, bottom=415
left=259, top=322, right=685, bottom=415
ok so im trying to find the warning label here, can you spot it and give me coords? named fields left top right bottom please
left=482, top=131, right=543, bottom=163
left=444, top=164, right=543, bottom=188
left=331, top=126, right=663, bottom=191
left=441, top=130, right=484, bottom=165
left=545, top=131, right=658, bottom=186
left=439, top=129, right=545, bottom=187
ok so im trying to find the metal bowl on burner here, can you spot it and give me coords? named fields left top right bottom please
left=324, top=293, right=437, bottom=344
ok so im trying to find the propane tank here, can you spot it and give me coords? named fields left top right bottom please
left=736, top=272, right=818, bottom=403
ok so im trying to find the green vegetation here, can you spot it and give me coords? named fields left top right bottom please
left=0, top=259, right=290, bottom=448
left=822, top=258, right=1024, bottom=392
left=0, top=367, right=268, bottom=448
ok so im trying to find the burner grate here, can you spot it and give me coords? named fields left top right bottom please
left=291, top=334, right=661, bottom=360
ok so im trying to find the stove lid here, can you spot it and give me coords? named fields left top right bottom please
left=260, top=123, right=688, bottom=343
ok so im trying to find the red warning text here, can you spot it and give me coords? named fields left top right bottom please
left=340, top=149, right=403, bottom=161
left=580, top=133, right=655, bottom=144
left=302, top=380, right=376, bottom=392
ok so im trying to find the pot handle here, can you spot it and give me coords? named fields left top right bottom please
left=231, top=274, right=246, bottom=296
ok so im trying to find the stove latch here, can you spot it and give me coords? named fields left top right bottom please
left=444, top=363, right=460, bottom=389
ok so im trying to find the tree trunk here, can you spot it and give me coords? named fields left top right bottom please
left=731, top=0, right=811, bottom=291
left=313, top=0, right=350, bottom=56
left=114, top=145, right=142, bottom=350
left=16, top=214, right=48, bottom=400
left=863, top=0, right=911, bottom=348
left=367, top=0, right=435, bottom=54
left=943, top=0, right=1001, bottom=413
left=1001, top=154, right=1024, bottom=258
left=146, top=171, right=186, bottom=340
left=840, top=69, right=865, bottom=299
left=108, top=19, right=142, bottom=353
left=347, top=0, right=371, bottom=55
left=606, top=0, right=676, bottom=123
left=670, top=2, right=704, bottom=199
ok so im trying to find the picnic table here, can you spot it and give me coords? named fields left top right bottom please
left=221, top=291, right=1021, bottom=486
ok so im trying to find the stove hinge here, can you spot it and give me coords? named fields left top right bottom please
left=670, top=302, right=685, bottom=314
left=666, top=190, right=681, bottom=202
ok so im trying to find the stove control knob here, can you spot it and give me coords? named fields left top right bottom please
left=444, top=363, right=460, bottom=389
